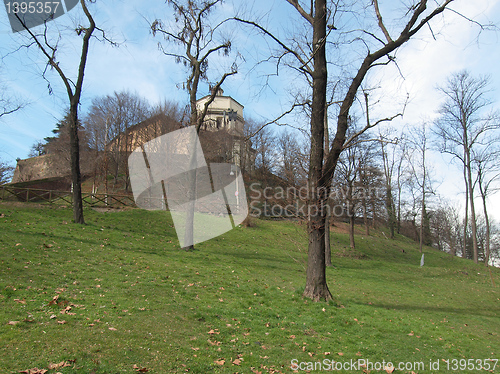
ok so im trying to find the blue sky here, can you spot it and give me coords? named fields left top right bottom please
left=1, top=0, right=500, bottom=217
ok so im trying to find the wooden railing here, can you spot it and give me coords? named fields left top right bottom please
left=0, top=185, right=136, bottom=208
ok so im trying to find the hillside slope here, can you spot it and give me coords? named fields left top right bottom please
left=0, top=202, right=498, bottom=373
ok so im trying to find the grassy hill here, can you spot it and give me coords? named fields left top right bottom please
left=0, top=202, right=498, bottom=373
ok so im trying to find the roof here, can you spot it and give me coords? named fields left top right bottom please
left=197, top=95, right=244, bottom=109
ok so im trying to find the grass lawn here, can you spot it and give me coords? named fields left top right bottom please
left=0, top=202, right=499, bottom=373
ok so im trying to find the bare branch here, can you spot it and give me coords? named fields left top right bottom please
left=233, top=17, right=313, bottom=76
left=285, top=0, right=314, bottom=25
left=244, top=101, right=310, bottom=140
left=373, top=0, right=393, bottom=43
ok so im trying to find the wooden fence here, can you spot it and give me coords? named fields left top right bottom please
left=0, top=185, right=136, bottom=208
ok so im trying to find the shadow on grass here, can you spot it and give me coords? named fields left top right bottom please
left=360, top=300, right=500, bottom=318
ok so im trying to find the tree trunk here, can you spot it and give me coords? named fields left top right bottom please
left=69, top=103, right=85, bottom=224
left=479, top=182, right=491, bottom=266
left=363, top=199, right=370, bottom=236
left=387, top=186, right=395, bottom=239
left=324, top=92, right=332, bottom=267
left=303, top=0, right=332, bottom=302
left=466, top=150, right=479, bottom=263
left=462, top=163, right=468, bottom=259
left=325, top=209, right=332, bottom=266
left=349, top=214, right=355, bottom=249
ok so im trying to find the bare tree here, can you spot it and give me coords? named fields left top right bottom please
left=0, top=159, right=14, bottom=185
left=407, top=122, right=434, bottom=252
left=0, top=82, right=23, bottom=120
left=28, top=140, right=47, bottom=157
left=334, top=122, right=373, bottom=249
left=473, top=147, right=500, bottom=265
left=378, top=132, right=398, bottom=239
left=435, top=70, right=500, bottom=263
left=430, top=201, right=462, bottom=254
left=85, top=91, right=151, bottom=191
left=237, top=0, right=477, bottom=301
left=14, top=0, right=107, bottom=224
left=276, top=129, right=302, bottom=186
left=152, top=0, right=237, bottom=250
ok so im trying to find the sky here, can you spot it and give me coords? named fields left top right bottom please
left=1, top=0, right=500, bottom=219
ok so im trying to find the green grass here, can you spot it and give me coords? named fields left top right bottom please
left=0, top=202, right=499, bottom=373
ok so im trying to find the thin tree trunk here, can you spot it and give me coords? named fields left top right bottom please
left=325, top=209, right=332, bottom=266
left=303, top=0, right=332, bottom=301
left=363, top=198, right=370, bottom=236
left=466, top=150, right=479, bottom=263
left=69, top=103, right=84, bottom=224
left=349, top=214, right=355, bottom=249
left=462, top=163, right=469, bottom=259
left=324, top=97, right=332, bottom=267
left=479, top=182, right=491, bottom=266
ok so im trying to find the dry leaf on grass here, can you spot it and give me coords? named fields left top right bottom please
left=48, top=361, right=70, bottom=370
left=132, top=364, right=149, bottom=372
left=19, top=368, right=47, bottom=374
left=14, top=298, right=26, bottom=304
left=214, top=359, right=225, bottom=365
left=60, top=306, right=72, bottom=314
left=385, top=365, right=395, bottom=373
left=47, top=295, right=59, bottom=306
left=8, top=321, right=20, bottom=325
left=232, top=358, right=242, bottom=365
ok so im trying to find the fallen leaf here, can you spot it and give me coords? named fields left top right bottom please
left=338, top=352, right=344, bottom=356
left=233, top=358, right=242, bottom=365
left=50, top=314, right=57, bottom=319
left=108, top=327, right=117, bottom=331
left=208, top=329, right=219, bottom=335
left=57, top=320, right=66, bottom=324
left=60, top=306, right=72, bottom=314
left=48, top=361, right=70, bottom=370
left=14, top=298, right=26, bottom=304
left=48, top=295, right=59, bottom=306
left=7, top=320, right=20, bottom=325
left=132, top=364, right=149, bottom=372
left=19, top=369, right=47, bottom=374
left=385, top=365, right=395, bottom=373
left=214, top=359, right=225, bottom=366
